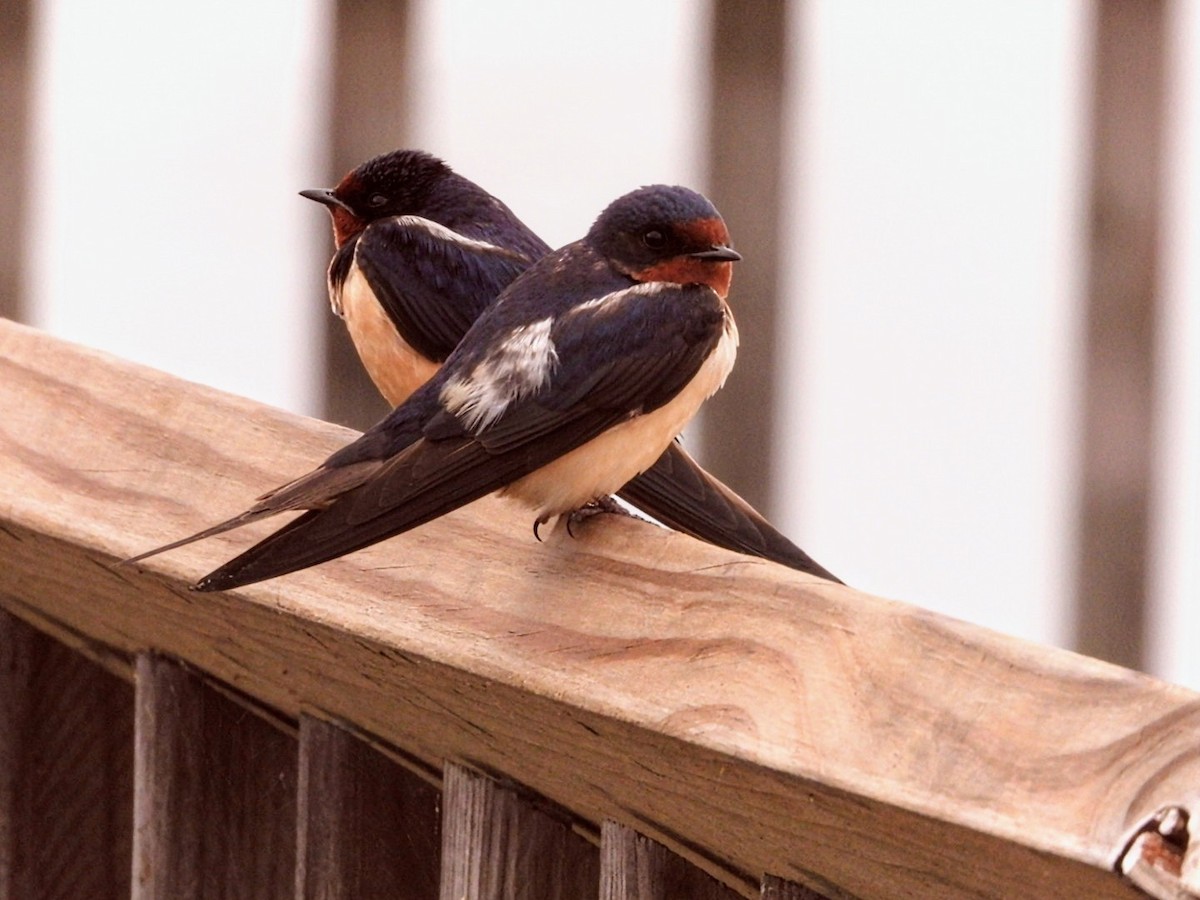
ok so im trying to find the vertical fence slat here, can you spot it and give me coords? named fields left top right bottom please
left=132, top=654, right=297, bottom=900
left=1073, top=0, right=1168, bottom=668
left=0, top=609, right=33, bottom=900
left=0, top=0, right=30, bottom=323
left=700, top=0, right=789, bottom=513
left=296, top=716, right=440, bottom=899
left=440, top=762, right=599, bottom=900
left=760, top=874, right=840, bottom=899
left=319, top=0, right=414, bottom=431
left=0, top=610, right=133, bottom=900
left=600, top=821, right=741, bottom=899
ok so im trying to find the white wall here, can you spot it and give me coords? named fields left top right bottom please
left=27, top=0, right=330, bottom=414
left=778, top=1, right=1088, bottom=647
left=407, top=0, right=707, bottom=249
left=1153, top=0, right=1200, bottom=690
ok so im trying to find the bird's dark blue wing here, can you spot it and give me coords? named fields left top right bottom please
left=354, top=216, right=538, bottom=362
left=195, top=282, right=729, bottom=591
left=426, top=280, right=729, bottom=448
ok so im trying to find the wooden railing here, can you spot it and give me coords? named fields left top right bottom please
left=1, top=315, right=1197, bottom=899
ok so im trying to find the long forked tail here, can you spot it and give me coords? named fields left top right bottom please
left=616, top=442, right=843, bottom=584
left=193, top=437, right=540, bottom=592
left=120, top=460, right=383, bottom=566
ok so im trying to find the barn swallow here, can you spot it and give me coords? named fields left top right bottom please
left=131, top=185, right=838, bottom=591
left=299, top=149, right=550, bottom=403
left=295, top=150, right=841, bottom=581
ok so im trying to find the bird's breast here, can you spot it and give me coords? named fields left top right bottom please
left=503, top=313, right=739, bottom=517
left=337, top=266, right=440, bottom=406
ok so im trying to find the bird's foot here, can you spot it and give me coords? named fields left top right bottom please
left=532, top=497, right=633, bottom=542
left=566, top=495, right=633, bottom=538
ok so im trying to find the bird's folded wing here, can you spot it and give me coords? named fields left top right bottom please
left=196, top=283, right=727, bottom=591
left=355, top=216, right=539, bottom=361
left=121, top=459, right=385, bottom=565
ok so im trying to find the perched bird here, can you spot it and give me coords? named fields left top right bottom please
left=299, top=150, right=549, bottom=404
left=132, top=185, right=837, bottom=591
left=297, top=150, right=841, bottom=581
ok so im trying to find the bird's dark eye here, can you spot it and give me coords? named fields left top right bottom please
left=368, top=194, right=389, bottom=208
left=642, top=229, right=666, bottom=249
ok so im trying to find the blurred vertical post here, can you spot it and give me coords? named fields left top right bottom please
left=1074, top=0, right=1167, bottom=668
left=319, top=0, right=415, bottom=430
left=0, top=0, right=30, bottom=322
left=701, top=0, right=788, bottom=514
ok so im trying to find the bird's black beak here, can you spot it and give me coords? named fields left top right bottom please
left=299, top=188, right=352, bottom=213
left=689, top=245, right=742, bottom=262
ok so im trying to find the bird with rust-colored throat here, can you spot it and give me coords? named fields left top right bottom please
left=301, top=150, right=840, bottom=581
left=130, top=179, right=840, bottom=590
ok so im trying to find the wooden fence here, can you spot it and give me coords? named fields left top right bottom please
left=1, top=315, right=1197, bottom=899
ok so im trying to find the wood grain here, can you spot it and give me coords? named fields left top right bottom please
left=0, top=609, right=133, bottom=900
left=0, top=317, right=1195, bottom=898
left=601, top=821, right=742, bottom=899
left=132, top=654, right=297, bottom=899
left=761, top=876, right=838, bottom=900
left=0, top=608, right=34, bottom=900
left=296, top=716, right=440, bottom=900
left=440, top=763, right=599, bottom=899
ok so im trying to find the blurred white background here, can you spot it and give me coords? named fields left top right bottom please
left=14, top=0, right=1199, bottom=688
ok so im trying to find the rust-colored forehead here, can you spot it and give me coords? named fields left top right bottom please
left=678, top=217, right=731, bottom=247
left=334, top=169, right=363, bottom=197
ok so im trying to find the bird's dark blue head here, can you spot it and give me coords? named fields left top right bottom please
left=587, top=185, right=741, bottom=298
left=301, top=149, right=454, bottom=246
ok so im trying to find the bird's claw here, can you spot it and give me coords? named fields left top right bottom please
left=531, top=498, right=635, bottom=542
left=565, top=495, right=632, bottom=538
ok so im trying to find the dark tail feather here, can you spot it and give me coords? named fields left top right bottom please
left=194, top=441, right=531, bottom=592
left=121, top=506, right=289, bottom=565
left=192, top=507, right=334, bottom=591
left=121, top=460, right=384, bottom=567
left=193, top=478, right=483, bottom=592
left=617, top=443, right=842, bottom=584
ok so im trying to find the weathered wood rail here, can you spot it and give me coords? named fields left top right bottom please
left=0, top=316, right=1197, bottom=899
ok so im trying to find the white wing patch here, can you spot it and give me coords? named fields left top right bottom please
left=440, top=318, right=558, bottom=433
left=565, top=281, right=662, bottom=318
left=391, top=216, right=513, bottom=256
left=505, top=309, right=739, bottom=517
